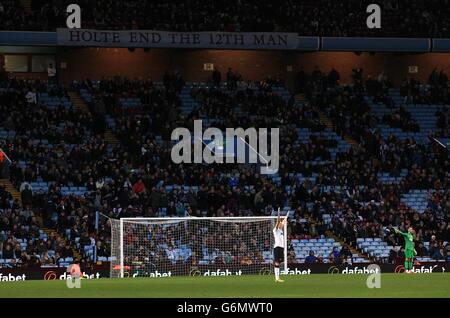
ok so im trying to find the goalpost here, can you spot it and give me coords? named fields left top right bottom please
left=110, top=217, right=288, bottom=278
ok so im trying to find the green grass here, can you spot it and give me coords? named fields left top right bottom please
left=0, top=274, right=449, bottom=298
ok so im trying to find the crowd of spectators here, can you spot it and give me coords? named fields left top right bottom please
left=0, top=63, right=449, bottom=268
left=299, top=67, right=450, bottom=143
left=400, top=75, right=450, bottom=105
left=67, top=66, right=450, bottom=266
left=0, top=0, right=450, bottom=37
left=295, top=66, right=449, bottom=262
left=0, top=182, right=79, bottom=267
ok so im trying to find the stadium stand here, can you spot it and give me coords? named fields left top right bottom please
left=0, top=0, right=449, bottom=37
left=0, top=63, right=449, bottom=268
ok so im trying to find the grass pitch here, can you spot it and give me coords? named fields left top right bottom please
left=0, top=274, right=449, bottom=298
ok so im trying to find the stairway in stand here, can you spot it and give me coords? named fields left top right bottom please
left=301, top=204, right=371, bottom=262
left=20, top=0, right=32, bottom=14
left=0, top=178, right=82, bottom=260
left=68, top=91, right=91, bottom=114
left=294, top=93, right=305, bottom=103
left=104, top=128, right=120, bottom=146
left=325, top=230, right=372, bottom=262
left=295, top=93, right=360, bottom=148
left=68, top=91, right=120, bottom=146
left=0, top=178, right=21, bottom=206
left=318, top=112, right=360, bottom=148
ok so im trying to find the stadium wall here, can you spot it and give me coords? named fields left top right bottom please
left=55, top=48, right=289, bottom=84
left=2, top=48, right=450, bottom=86
left=54, top=48, right=450, bottom=86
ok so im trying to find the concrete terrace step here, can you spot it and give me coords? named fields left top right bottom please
left=295, top=94, right=305, bottom=102
left=20, top=0, right=32, bottom=14
left=300, top=209, right=363, bottom=261
left=68, top=91, right=91, bottom=114
left=0, top=178, right=22, bottom=206
left=104, top=128, right=120, bottom=146
left=317, top=111, right=359, bottom=148
left=326, top=230, right=371, bottom=261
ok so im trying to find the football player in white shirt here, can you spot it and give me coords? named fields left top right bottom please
left=273, top=207, right=288, bottom=283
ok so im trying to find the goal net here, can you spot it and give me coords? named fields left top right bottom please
left=110, top=217, right=287, bottom=278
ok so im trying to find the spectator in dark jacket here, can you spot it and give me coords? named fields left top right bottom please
left=13, top=244, right=22, bottom=259
left=20, top=184, right=33, bottom=207
left=2, top=244, right=14, bottom=259
left=432, top=248, right=445, bottom=260
left=305, top=250, right=318, bottom=263
left=212, top=69, right=221, bottom=87
left=415, top=242, right=428, bottom=257
left=61, top=244, right=73, bottom=258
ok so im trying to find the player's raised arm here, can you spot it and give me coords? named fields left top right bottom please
left=284, top=210, right=289, bottom=223
left=275, top=207, right=281, bottom=228
left=395, top=228, right=408, bottom=237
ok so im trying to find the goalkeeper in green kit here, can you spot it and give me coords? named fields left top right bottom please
left=395, top=227, right=417, bottom=273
